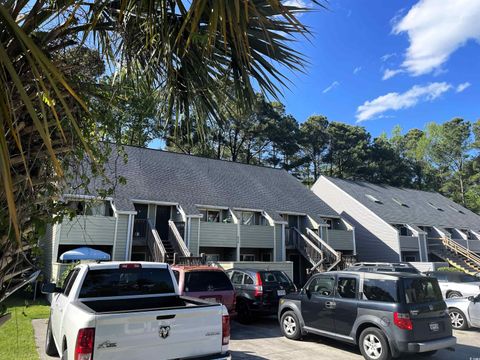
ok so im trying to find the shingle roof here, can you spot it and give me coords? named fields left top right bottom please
left=94, top=145, right=339, bottom=220
left=323, top=176, right=480, bottom=230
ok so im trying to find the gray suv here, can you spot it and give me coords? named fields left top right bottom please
left=278, top=271, right=456, bottom=360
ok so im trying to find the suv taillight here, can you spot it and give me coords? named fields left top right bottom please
left=393, top=312, right=413, bottom=330
left=222, top=315, right=230, bottom=345
left=254, top=273, right=263, bottom=298
left=75, top=328, right=95, bottom=360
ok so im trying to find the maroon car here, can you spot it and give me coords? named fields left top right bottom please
left=171, top=265, right=236, bottom=313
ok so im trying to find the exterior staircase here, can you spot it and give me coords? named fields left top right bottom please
left=431, top=237, right=480, bottom=275
left=292, top=228, right=342, bottom=274
left=145, top=220, right=191, bottom=264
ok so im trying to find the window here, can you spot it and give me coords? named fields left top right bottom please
left=230, top=271, right=244, bottom=285
left=241, top=212, right=254, bottom=225
left=403, top=278, right=443, bottom=304
left=184, top=271, right=233, bottom=292
left=221, top=210, right=232, bottom=223
left=68, top=200, right=113, bottom=216
left=365, top=194, right=382, bottom=204
left=172, top=270, right=180, bottom=284
left=261, top=271, right=291, bottom=284
left=307, top=275, right=335, bottom=296
left=363, top=279, right=398, bottom=302
left=62, top=269, right=80, bottom=297
left=79, top=268, right=175, bottom=298
left=244, top=275, right=254, bottom=285
left=337, top=277, right=357, bottom=299
left=199, top=209, right=222, bottom=222
left=240, top=254, right=255, bottom=261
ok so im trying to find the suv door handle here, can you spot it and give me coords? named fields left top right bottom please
left=325, top=301, right=336, bottom=309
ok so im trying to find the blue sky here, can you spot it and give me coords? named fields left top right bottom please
left=278, top=0, right=480, bottom=137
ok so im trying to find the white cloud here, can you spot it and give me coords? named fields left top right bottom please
left=381, top=53, right=396, bottom=62
left=353, top=66, right=362, bottom=75
left=382, top=68, right=404, bottom=80
left=322, top=81, right=340, bottom=94
left=456, top=82, right=471, bottom=93
left=283, top=0, right=310, bottom=8
left=356, top=82, right=452, bottom=122
left=393, top=0, right=480, bottom=76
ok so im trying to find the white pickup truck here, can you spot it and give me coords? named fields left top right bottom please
left=42, top=262, right=231, bottom=360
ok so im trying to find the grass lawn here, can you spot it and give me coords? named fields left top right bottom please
left=0, top=291, right=50, bottom=360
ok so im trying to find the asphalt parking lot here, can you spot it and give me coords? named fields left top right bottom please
left=229, top=317, right=480, bottom=360
left=34, top=317, right=480, bottom=359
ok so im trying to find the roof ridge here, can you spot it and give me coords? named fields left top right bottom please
left=111, top=142, right=287, bottom=172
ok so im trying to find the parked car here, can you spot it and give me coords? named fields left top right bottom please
left=42, top=262, right=231, bottom=360
left=171, top=265, right=235, bottom=313
left=226, top=268, right=296, bottom=323
left=424, top=271, right=480, bottom=299
left=278, top=271, right=456, bottom=360
left=446, top=294, right=480, bottom=330
left=346, top=262, right=420, bottom=274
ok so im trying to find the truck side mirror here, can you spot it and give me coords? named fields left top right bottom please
left=41, top=282, right=61, bottom=294
left=468, top=296, right=474, bottom=302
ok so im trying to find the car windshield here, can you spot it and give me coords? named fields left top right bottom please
left=184, top=271, right=233, bottom=292
left=79, top=268, right=175, bottom=298
left=403, top=277, right=443, bottom=304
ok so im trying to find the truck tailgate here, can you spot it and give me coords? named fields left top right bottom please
left=93, top=304, right=224, bottom=359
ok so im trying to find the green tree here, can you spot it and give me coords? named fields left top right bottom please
left=299, top=115, right=329, bottom=182
left=427, top=118, right=472, bottom=206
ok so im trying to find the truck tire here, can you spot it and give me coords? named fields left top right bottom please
left=45, top=318, right=59, bottom=357
left=449, top=308, right=468, bottom=330
left=359, top=327, right=391, bottom=360
left=280, top=311, right=302, bottom=340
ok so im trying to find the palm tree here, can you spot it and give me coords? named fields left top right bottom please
left=0, top=0, right=320, bottom=294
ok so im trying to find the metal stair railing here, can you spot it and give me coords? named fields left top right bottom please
left=442, top=236, right=480, bottom=268
left=306, top=228, right=342, bottom=271
left=293, top=228, right=325, bottom=273
left=168, top=220, right=191, bottom=257
left=146, top=219, right=166, bottom=262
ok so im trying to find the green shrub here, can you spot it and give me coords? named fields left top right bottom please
left=437, top=266, right=462, bottom=272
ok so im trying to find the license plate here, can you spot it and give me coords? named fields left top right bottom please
left=277, top=289, right=286, bottom=296
left=429, top=322, right=439, bottom=332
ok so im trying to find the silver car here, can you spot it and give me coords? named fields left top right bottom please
left=446, top=294, right=480, bottom=330
left=425, top=271, right=480, bottom=299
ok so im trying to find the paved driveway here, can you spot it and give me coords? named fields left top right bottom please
left=230, top=317, right=480, bottom=360
left=33, top=317, right=480, bottom=359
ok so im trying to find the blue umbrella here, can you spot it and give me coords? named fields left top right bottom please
left=59, top=247, right=111, bottom=261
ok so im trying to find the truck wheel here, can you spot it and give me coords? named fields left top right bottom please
left=45, top=319, right=59, bottom=356
left=447, top=291, right=462, bottom=299
left=449, top=308, right=468, bottom=330
left=236, top=301, right=252, bottom=324
left=359, top=327, right=391, bottom=360
left=280, top=311, right=301, bottom=340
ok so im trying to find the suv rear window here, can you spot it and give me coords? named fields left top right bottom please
left=261, top=271, right=291, bottom=284
left=79, top=268, right=175, bottom=298
left=363, top=278, right=398, bottom=302
left=403, top=278, right=443, bottom=304
left=185, top=271, right=233, bottom=292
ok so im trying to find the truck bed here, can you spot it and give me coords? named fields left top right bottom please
left=79, top=295, right=216, bottom=313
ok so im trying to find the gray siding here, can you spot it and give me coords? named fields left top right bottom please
left=188, top=218, right=200, bottom=255
left=326, top=230, right=354, bottom=250
left=58, top=215, right=129, bottom=261
left=240, top=225, right=274, bottom=249
left=200, top=222, right=237, bottom=248
left=275, top=224, right=283, bottom=261
left=115, top=214, right=129, bottom=260
left=312, top=177, right=401, bottom=262
left=399, top=235, right=420, bottom=251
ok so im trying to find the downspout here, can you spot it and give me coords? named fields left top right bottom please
left=112, top=213, right=119, bottom=260
left=352, top=226, right=357, bottom=256
left=273, top=225, right=277, bottom=262
left=282, top=223, right=286, bottom=261
left=237, top=222, right=241, bottom=261
left=197, top=219, right=201, bottom=257
left=187, top=217, right=191, bottom=250
left=125, top=214, right=133, bottom=260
